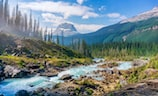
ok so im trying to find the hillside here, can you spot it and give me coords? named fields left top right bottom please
left=0, top=32, right=82, bottom=58
left=0, top=32, right=93, bottom=69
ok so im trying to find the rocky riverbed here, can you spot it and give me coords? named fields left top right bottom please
left=0, top=59, right=149, bottom=96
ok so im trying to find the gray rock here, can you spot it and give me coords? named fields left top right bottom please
left=40, top=72, right=58, bottom=77
left=4, top=65, right=28, bottom=78
left=15, top=90, right=29, bottom=96
left=59, top=74, right=72, bottom=80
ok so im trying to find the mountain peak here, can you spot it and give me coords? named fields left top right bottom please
left=54, top=23, right=79, bottom=37
left=120, top=7, right=158, bottom=23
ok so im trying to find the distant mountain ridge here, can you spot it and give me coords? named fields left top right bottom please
left=53, top=23, right=79, bottom=37
left=120, top=7, right=158, bottom=23
left=63, top=7, right=158, bottom=45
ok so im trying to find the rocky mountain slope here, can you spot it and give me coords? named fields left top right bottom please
left=0, top=32, right=81, bottom=58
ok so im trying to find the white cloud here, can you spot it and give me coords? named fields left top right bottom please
left=19, top=1, right=98, bottom=19
left=74, top=23, right=104, bottom=33
left=99, top=6, right=106, bottom=11
left=107, top=13, right=127, bottom=20
left=41, top=13, right=104, bottom=33
left=107, top=13, right=121, bottom=18
left=42, top=13, right=68, bottom=27
left=77, top=0, right=84, bottom=5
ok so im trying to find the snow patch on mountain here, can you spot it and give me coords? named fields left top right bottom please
left=120, top=7, right=158, bottom=23
left=53, top=23, right=79, bottom=37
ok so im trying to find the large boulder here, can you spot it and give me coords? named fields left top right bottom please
left=4, top=65, right=28, bottom=78
left=15, top=90, right=29, bottom=96
left=59, top=74, right=72, bottom=80
left=26, top=64, right=40, bottom=69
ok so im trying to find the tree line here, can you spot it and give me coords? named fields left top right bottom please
left=89, top=42, right=158, bottom=59
left=69, top=39, right=91, bottom=57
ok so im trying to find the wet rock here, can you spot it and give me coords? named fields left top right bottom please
left=15, top=90, right=29, bottom=96
left=106, top=69, right=113, bottom=74
left=27, top=64, right=40, bottom=69
left=60, top=74, right=72, bottom=80
left=40, top=72, right=58, bottom=77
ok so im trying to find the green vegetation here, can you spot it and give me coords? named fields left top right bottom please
left=75, top=79, right=98, bottom=89
left=0, top=55, right=91, bottom=68
left=126, top=56, right=158, bottom=83
left=0, top=33, right=92, bottom=68
left=90, top=42, right=158, bottom=60
left=74, top=87, right=94, bottom=96
left=69, top=39, right=92, bottom=57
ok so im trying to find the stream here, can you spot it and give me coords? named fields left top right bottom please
left=0, top=61, right=132, bottom=96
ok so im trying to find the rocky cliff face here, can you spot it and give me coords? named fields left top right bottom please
left=54, top=23, right=79, bottom=37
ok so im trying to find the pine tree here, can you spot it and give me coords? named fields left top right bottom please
left=61, top=30, right=64, bottom=45
left=50, top=28, right=53, bottom=42
left=33, top=19, right=36, bottom=36
left=4, top=0, right=9, bottom=22
left=56, top=35, right=59, bottom=44
left=29, top=11, right=32, bottom=33
left=0, top=0, right=4, bottom=19
left=24, top=14, right=28, bottom=32
left=15, top=4, right=21, bottom=30
left=44, top=27, right=47, bottom=41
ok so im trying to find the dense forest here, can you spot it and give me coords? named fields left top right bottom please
left=89, top=42, right=158, bottom=60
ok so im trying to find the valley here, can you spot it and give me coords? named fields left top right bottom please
left=0, top=0, right=158, bottom=96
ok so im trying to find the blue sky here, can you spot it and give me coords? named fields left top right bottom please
left=9, top=0, right=158, bottom=33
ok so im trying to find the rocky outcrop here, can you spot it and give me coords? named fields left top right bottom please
left=40, top=72, right=58, bottom=77
left=4, top=65, right=29, bottom=78
left=54, top=23, right=78, bottom=37
left=30, top=88, right=68, bottom=96
left=15, top=90, right=29, bottom=96
left=132, top=59, right=149, bottom=67
left=108, top=79, right=158, bottom=96
left=60, top=74, right=72, bottom=80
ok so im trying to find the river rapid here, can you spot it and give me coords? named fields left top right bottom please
left=0, top=60, right=132, bottom=96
